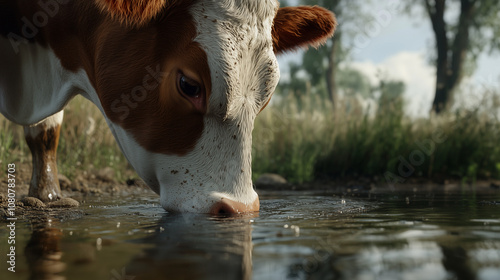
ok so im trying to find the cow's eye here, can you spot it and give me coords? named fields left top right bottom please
left=178, top=73, right=201, bottom=98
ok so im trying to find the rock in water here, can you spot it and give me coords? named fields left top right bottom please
left=48, top=197, right=80, bottom=208
left=255, top=173, right=288, bottom=189
left=21, top=197, right=46, bottom=208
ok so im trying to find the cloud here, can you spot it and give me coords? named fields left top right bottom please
left=349, top=51, right=436, bottom=117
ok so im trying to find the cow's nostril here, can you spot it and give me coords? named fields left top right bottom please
left=209, top=200, right=237, bottom=215
left=217, top=207, right=229, bottom=214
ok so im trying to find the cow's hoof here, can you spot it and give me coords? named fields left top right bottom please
left=22, top=197, right=46, bottom=208
left=48, top=197, right=80, bottom=208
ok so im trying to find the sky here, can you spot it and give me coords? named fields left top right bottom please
left=277, top=1, right=500, bottom=117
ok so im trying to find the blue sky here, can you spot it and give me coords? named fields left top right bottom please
left=277, top=1, right=500, bottom=117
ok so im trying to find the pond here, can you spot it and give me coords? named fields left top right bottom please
left=1, top=187, right=499, bottom=280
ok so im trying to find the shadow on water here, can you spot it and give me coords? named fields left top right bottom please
left=1, top=187, right=500, bottom=280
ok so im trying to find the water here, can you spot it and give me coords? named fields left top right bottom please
left=1, top=188, right=499, bottom=280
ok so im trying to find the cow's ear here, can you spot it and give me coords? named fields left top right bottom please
left=95, top=0, right=167, bottom=26
left=272, top=6, right=337, bottom=54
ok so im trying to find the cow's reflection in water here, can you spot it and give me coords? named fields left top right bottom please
left=22, top=212, right=253, bottom=280
left=127, top=213, right=255, bottom=280
left=25, top=219, right=66, bottom=280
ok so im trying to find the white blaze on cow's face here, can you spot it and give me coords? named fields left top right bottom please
left=153, top=1, right=281, bottom=213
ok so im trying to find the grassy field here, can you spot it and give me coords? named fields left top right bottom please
left=1, top=92, right=499, bottom=185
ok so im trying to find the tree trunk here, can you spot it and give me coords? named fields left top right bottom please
left=326, top=31, right=340, bottom=106
left=428, top=0, right=476, bottom=114
left=426, top=0, right=449, bottom=114
left=325, top=0, right=341, bottom=107
left=446, top=0, right=476, bottom=108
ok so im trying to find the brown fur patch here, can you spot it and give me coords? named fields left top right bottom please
left=92, top=0, right=210, bottom=155
left=272, top=6, right=337, bottom=54
left=95, top=0, right=167, bottom=26
left=7, top=0, right=210, bottom=156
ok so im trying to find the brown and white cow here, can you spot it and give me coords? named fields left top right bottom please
left=0, top=0, right=336, bottom=213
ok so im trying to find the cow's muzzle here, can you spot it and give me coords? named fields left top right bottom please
left=209, top=196, right=260, bottom=215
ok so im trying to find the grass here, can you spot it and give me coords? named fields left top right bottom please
left=0, top=115, right=28, bottom=166
left=252, top=90, right=500, bottom=184
left=56, top=96, right=130, bottom=180
left=1, top=90, right=499, bottom=186
left=252, top=93, right=336, bottom=183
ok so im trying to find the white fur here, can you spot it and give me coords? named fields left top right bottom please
left=24, top=110, right=64, bottom=138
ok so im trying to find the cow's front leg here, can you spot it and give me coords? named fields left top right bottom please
left=24, top=111, right=64, bottom=202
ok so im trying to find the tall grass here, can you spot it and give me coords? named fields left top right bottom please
left=57, top=96, right=130, bottom=180
left=0, top=116, right=28, bottom=166
left=253, top=93, right=374, bottom=183
left=252, top=93, right=336, bottom=183
left=0, top=96, right=131, bottom=181
left=252, top=91, right=500, bottom=183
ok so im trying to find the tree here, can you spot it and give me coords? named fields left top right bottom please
left=278, top=0, right=364, bottom=107
left=410, top=0, right=500, bottom=114
left=336, top=68, right=372, bottom=99
left=302, top=0, right=343, bottom=105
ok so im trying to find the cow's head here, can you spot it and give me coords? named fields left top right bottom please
left=93, top=0, right=336, bottom=213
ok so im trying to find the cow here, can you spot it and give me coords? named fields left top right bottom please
left=0, top=0, right=336, bottom=214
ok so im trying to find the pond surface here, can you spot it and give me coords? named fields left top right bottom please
left=1, top=187, right=499, bottom=280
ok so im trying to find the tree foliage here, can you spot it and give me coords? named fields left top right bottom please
left=277, top=0, right=407, bottom=115
left=277, top=0, right=365, bottom=106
